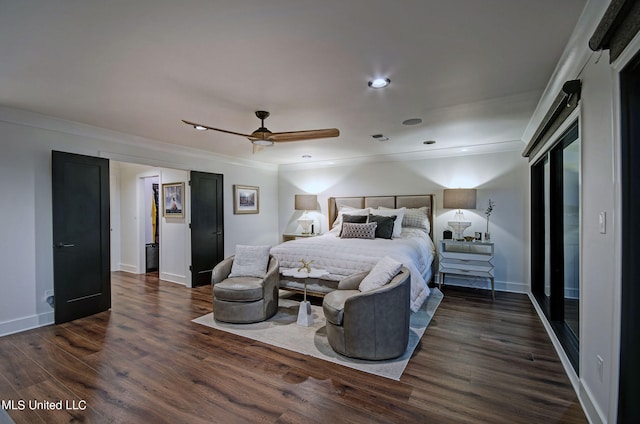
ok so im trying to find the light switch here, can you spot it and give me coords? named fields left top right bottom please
left=599, top=212, right=606, bottom=234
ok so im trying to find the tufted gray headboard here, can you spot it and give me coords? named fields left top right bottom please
left=327, top=194, right=436, bottom=238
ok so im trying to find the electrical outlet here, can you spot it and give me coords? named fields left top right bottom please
left=596, top=355, right=604, bottom=382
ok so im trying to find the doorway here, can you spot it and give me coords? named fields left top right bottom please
left=531, top=121, right=580, bottom=372
left=143, top=176, right=160, bottom=273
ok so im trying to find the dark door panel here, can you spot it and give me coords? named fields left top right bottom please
left=52, top=151, right=110, bottom=324
left=190, top=171, right=223, bottom=287
left=619, top=51, right=640, bottom=424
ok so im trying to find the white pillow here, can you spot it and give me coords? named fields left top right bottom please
left=229, top=245, right=271, bottom=278
left=372, top=207, right=405, bottom=237
left=359, top=256, right=403, bottom=292
left=331, top=207, right=369, bottom=230
left=385, top=206, right=430, bottom=233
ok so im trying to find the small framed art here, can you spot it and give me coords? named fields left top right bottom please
left=233, top=185, right=259, bottom=214
left=163, top=182, right=184, bottom=218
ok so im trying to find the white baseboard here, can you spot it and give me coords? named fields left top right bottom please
left=160, top=272, right=187, bottom=286
left=0, top=311, right=54, bottom=337
left=119, top=263, right=138, bottom=273
left=580, top=381, right=606, bottom=424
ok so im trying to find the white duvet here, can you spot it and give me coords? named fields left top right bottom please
left=270, top=228, right=435, bottom=312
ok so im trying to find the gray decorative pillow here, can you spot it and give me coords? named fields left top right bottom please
left=340, top=214, right=368, bottom=236
left=340, top=222, right=377, bottom=239
left=368, top=214, right=396, bottom=239
left=372, top=207, right=405, bottom=237
left=228, top=245, right=271, bottom=278
left=359, top=256, right=403, bottom=292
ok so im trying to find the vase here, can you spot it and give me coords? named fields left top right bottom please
left=485, top=217, right=490, bottom=241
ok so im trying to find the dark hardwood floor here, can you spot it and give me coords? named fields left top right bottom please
left=0, top=272, right=586, bottom=423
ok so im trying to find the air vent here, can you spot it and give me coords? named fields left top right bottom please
left=371, top=134, right=389, bottom=142
left=402, top=118, right=423, bottom=126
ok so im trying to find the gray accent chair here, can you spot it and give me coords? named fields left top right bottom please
left=322, top=267, right=411, bottom=360
left=212, top=255, right=279, bottom=323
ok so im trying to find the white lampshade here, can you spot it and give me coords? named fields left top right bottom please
left=444, top=189, right=476, bottom=240
left=294, top=194, right=317, bottom=211
left=443, top=189, right=477, bottom=210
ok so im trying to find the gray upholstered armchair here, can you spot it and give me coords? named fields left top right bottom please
left=212, top=255, right=279, bottom=323
left=322, top=267, right=411, bottom=360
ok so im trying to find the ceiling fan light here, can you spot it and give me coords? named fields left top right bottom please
left=368, top=78, right=390, bottom=89
left=252, top=139, right=274, bottom=146
left=193, top=125, right=207, bottom=131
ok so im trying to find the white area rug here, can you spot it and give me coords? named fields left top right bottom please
left=192, top=288, right=443, bottom=380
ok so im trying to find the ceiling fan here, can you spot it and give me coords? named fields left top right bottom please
left=182, top=111, right=340, bottom=153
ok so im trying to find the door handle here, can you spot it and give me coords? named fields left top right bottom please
left=215, top=232, right=223, bottom=235
left=56, top=243, right=75, bottom=248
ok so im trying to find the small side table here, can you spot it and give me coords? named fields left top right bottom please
left=282, top=233, right=320, bottom=242
left=438, top=240, right=495, bottom=299
left=280, top=268, right=329, bottom=326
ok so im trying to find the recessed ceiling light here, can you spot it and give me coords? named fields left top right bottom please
left=368, top=78, right=390, bottom=89
left=403, top=118, right=423, bottom=126
left=193, top=125, right=207, bottom=131
left=423, top=140, right=436, bottom=145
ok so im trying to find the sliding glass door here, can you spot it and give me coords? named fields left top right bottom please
left=531, top=121, right=580, bottom=371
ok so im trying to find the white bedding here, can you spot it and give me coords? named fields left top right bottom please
left=270, top=228, right=435, bottom=312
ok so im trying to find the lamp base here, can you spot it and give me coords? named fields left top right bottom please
left=448, top=221, right=471, bottom=241
left=297, top=218, right=313, bottom=234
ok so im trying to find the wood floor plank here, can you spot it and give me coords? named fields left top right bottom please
left=0, top=273, right=587, bottom=423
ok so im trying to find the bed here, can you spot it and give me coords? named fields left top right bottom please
left=270, top=194, right=436, bottom=312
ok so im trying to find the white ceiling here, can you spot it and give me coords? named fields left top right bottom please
left=0, top=0, right=586, bottom=165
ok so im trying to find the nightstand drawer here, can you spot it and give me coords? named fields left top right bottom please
left=439, top=250, right=493, bottom=261
left=440, top=259, right=493, bottom=273
left=439, top=266, right=494, bottom=278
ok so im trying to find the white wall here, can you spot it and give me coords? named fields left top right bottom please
left=0, top=106, right=279, bottom=336
left=158, top=167, right=190, bottom=285
left=278, top=149, right=529, bottom=292
left=578, top=51, right=617, bottom=424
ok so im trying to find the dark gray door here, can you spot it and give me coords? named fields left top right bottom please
left=190, top=171, right=223, bottom=287
left=52, top=151, right=111, bottom=323
left=619, top=50, right=640, bottom=423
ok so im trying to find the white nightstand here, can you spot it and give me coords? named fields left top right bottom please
left=282, top=233, right=320, bottom=242
left=438, top=240, right=495, bottom=299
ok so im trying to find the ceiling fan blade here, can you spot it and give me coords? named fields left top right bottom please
left=181, top=120, right=255, bottom=138
left=267, top=128, right=340, bottom=142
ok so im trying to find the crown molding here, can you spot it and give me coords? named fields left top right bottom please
left=0, top=105, right=278, bottom=172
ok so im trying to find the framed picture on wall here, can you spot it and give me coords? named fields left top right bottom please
left=233, top=185, right=259, bottom=214
left=163, top=182, right=184, bottom=218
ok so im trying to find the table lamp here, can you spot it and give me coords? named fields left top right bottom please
left=295, top=194, right=317, bottom=234
left=443, top=188, right=476, bottom=240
